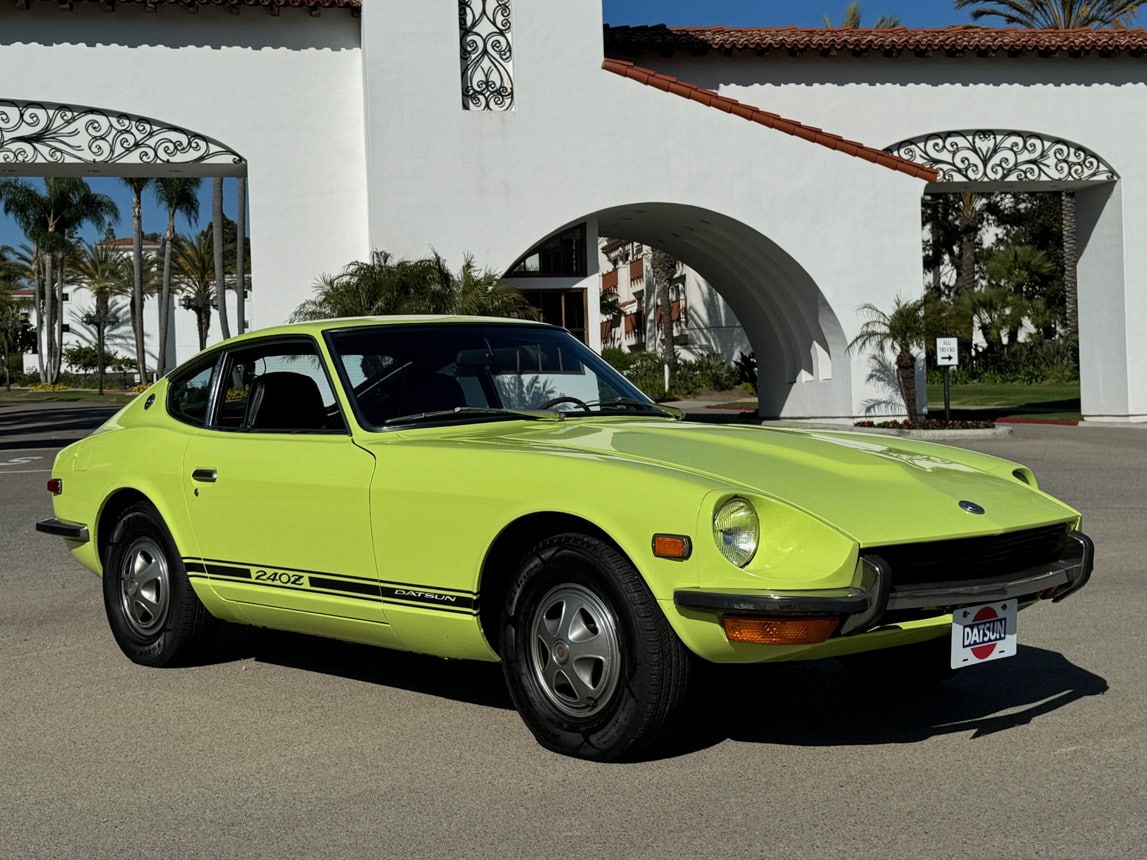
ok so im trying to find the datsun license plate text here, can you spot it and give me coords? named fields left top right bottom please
left=951, top=599, right=1017, bottom=669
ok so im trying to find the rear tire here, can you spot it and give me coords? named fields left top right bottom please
left=500, top=533, right=691, bottom=761
left=103, top=502, right=212, bottom=667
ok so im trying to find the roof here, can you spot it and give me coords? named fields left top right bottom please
left=601, top=59, right=937, bottom=181
left=13, top=0, right=360, bottom=14
left=603, top=25, right=1147, bottom=58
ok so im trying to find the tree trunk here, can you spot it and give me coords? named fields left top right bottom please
left=158, top=221, right=175, bottom=377
left=896, top=351, right=918, bottom=423
left=236, top=177, right=246, bottom=334
left=1062, top=191, right=1079, bottom=367
left=197, top=306, right=210, bottom=351
left=33, top=251, right=46, bottom=383
left=213, top=178, right=231, bottom=340
left=132, top=187, right=148, bottom=384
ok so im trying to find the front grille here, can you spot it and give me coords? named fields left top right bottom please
left=868, top=523, right=1069, bottom=588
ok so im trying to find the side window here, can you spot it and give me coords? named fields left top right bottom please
left=167, top=360, right=217, bottom=427
left=219, top=339, right=347, bottom=434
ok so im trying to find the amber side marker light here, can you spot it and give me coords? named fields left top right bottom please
left=652, top=534, right=692, bottom=560
left=722, top=615, right=839, bottom=645
left=47, top=479, right=63, bottom=496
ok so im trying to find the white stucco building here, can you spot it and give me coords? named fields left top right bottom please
left=599, top=238, right=750, bottom=363
left=1, top=2, right=1145, bottom=420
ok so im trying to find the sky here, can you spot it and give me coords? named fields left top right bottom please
left=0, top=176, right=242, bottom=261
left=602, top=0, right=1143, bottom=29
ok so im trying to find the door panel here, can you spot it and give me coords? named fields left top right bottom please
left=182, top=431, right=385, bottom=625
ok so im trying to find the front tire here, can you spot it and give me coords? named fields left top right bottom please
left=103, top=502, right=212, bottom=667
left=500, top=533, right=691, bottom=761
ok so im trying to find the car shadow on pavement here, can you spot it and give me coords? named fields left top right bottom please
left=207, top=622, right=515, bottom=710
left=666, top=645, right=1108, bottom=757
left=0, top=405, right=118, bottom=450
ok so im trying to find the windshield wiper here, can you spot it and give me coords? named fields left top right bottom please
left=595, top=397, right=685, bottom=420
left=382, top=407, right=563, bottom=427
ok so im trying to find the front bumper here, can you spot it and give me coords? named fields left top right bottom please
left=674, top=530, right=1094, bottom=636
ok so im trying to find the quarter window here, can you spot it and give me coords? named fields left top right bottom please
left=167, top=360, right=216, bottom=427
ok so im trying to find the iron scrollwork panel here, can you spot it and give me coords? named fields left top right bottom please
left=887, top=130, right=1117, bottom=183
left=459, top=0, right=514, bottom=111
left=0, top=100, right=244, bottom=170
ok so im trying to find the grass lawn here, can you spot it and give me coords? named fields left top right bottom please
left=927, top=381, right=1081, bottom=421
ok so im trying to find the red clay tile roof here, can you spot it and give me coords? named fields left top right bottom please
left=16, top=0, right=360, bottom=13
left=601, top=58, right=937, bottom=181
left=604, top=24, right=1147, bottom=58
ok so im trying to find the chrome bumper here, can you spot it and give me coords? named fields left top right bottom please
left=36, top=517, right=90, bottom=543
left=674, top=530, right=1094, bottom=635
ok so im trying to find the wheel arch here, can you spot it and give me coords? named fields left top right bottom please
left=96, top=488, right=163, bottom=568
left=476, top=511, right=627, bottom=657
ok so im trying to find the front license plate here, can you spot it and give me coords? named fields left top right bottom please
left=950, top=599, right=1017, bottom=669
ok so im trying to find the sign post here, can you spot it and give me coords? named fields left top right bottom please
left=936, top=337, right=958, bottom=426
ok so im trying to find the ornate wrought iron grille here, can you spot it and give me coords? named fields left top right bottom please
left=459, top=0, right=514, bottom=111
left=886, top=130, right=1117, bottom=184
left=0, top=100, right=244, bottom=172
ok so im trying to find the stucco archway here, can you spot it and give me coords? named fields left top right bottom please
left=511, top=203, right=853, bottom=419
left=886, top=129, right=1122, bottom=421
left=0, top=99, right=250, bottom=376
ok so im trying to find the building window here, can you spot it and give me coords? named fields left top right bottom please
left=459, top=0, right=514, bottom=111
left=506, top=224, right=587, bottom=277
left=518, top=289, right=587, bottom=344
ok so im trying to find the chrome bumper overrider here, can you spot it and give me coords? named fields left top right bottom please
left=674, top=530, right=1094, bottom=636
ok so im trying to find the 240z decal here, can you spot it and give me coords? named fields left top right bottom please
left=185, top=558, right=475, bottom=612
left=253, top=569, right=305, bottom=586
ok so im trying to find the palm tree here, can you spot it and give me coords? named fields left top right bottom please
left=212, top=178, right=231, bottom=340
left=291, top=250, right=535, bottom=322
left=952, top=0, right=1144, bottom=27
left=0, top=178, right=119, bottom=383
left=849, top=296, right=928, bottom=423
left=153, top=178, right=201, bottom=377
left=650, top=249, right=679, bottom=390
left=0, top=248, right=31, bottom=391
left=121, top=178, right=151, bottom=383
left=74, top=240, right=131, bottom=394
left=172, top=230, right=217, bottom=351
left=823, top=2, right=901, bottom=27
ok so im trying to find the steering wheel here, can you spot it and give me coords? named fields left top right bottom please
left=539, top=396, right=591, bottom=412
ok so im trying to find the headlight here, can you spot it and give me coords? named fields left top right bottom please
left=713, top=497, right=759, bottom=567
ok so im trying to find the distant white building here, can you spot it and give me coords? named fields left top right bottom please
left=598, top=239, right=750, bottom=364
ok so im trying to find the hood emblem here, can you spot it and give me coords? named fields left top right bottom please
left=959, top=500, right=986, bottom=515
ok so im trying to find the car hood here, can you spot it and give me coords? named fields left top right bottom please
left=445, top=419, right=1077, bottom=545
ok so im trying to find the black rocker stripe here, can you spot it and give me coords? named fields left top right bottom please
left=184, top=558, right=477, bottom=613
left=185, top=561, right=251, bottom=580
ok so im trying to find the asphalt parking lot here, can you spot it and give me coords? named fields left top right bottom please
left=2, top=399, right=1144, bottom=859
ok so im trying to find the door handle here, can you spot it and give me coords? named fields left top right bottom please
left=192, top=468, right=217, bottom=483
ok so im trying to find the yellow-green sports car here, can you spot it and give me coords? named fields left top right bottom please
left=37, top=316, right=1093, bottom=760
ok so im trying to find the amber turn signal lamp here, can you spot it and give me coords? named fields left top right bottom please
left=652, top=534, right=692, bottom=559
left=721, top=615, right=839, bottom=645
left=47, top=479, right=63, bottom=496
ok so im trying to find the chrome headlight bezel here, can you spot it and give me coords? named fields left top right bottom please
left=712, top=497, right=759, bottom=567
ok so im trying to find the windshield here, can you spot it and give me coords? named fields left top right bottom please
left=326, top=322, right=665, bottom=429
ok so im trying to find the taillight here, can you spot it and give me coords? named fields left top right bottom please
left=47, top=479, right=63, bottom=496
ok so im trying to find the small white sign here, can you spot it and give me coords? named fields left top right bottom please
left=936, top=337, right=959, bottom=367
